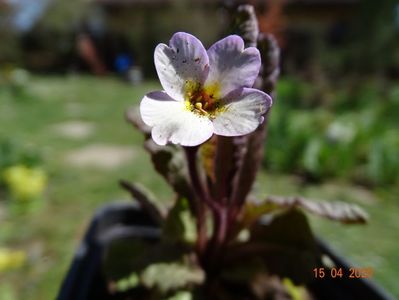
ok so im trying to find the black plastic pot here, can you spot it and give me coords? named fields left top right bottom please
left=57, top=202, right=395, bottom=300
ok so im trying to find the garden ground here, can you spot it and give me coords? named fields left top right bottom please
left=0, top=76, right=398, bottom=299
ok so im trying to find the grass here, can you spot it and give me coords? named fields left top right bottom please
left=0, top=75, right=398, bottom=299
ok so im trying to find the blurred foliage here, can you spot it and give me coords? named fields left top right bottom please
left=0, top=138, right=42, bottom=171
left=2, top=0, right=398, bottom=79
left=313, top=0, right=399, bottom=77
left=2, top=0, right=224, bottom=74
left=346, top=0, right=399, bottom=74
left=20, top=0, right=89, bottom=72
left=264, top=77, right=399, bottom=186
left=0, top=4, right=21, bottom=64
left=105, top=0, right=224, bottom=77
left=0, top=248, right=26, bottom=274
left=0, top=68, right=31, bottom=98
left=36, top=0, right=89, bottom=31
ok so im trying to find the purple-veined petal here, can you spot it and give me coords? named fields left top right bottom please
left=212, top=88, right=272, bottom=136
left=205, top=35, right=261, bottom=98
left=140, top=91, right=214, bottom=146
left=154, top=32, right=209, bottom=101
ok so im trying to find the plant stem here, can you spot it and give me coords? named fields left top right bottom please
left=201, top=206, right=230, bottom=276
left=215, top=208, right=228, bottom=248
left=185, top=147, right=220, bottom=212
left=184, top=146, right=219, bottom=256
left=185, top=146, right=233, bottom=273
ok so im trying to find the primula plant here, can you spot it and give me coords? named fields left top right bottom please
left=106, top=5, right=368, bottom=300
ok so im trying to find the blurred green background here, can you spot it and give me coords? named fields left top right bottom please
left=0, top=0, right=398, bottom=299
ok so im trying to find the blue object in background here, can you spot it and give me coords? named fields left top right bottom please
left=114, top=53, right=133, bottom=74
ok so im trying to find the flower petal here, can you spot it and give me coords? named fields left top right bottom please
left=212, top=88, right=272, bottom=136
left=140, top=91, right=214, bottom=146
left=154, top=32, right=209, bottom=101
left=205, top=35, right=261, bottom=98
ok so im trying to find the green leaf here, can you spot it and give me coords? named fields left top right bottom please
left=144, top=139, right=194, bottom=201
left=243, top=196, right=368, bottom=226
left=141, top=262, right=205, bottom=293
left=163, top=198, right=197, bottom=244
left=125, top=106, right=151, bottom=136
left=125, top=106, right=194, bottom=200
left=226, top=209, right=320, bottom=285
left=113, top=272, right=140, bottom=292
left=166, top=291, right=193, bottom=300
left=255, top=209, right=319, bottom=284
left=120, top=180, right=166, bottom=223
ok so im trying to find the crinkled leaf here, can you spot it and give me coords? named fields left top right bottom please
left=271, top=196, right=368, bottom=224
left=242, top=196, right=368, bottom=226
left=163, top=198, right=197, bottom=244
left=255, top=209, right=320, bottom=284
left=225, top=209, right=320, bottom=285
left=144, top=139, right=193, bottom=200
left=120, top=180, right=166, bottom=223
left=230, top=5, right=259, bottom=47
left=126, top=106, right=193, bottom=200
left=125, top=106, right=151, bottom=136
left=241, top=199, right=278, bottom=227
left=141, top=262, right=205, bottom=293
left=256, top=34, right=280, bottom=94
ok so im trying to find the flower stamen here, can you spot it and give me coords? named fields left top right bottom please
left=184, top=81, right=223, bottom=118
left=194, top=102, right=209, bottom=115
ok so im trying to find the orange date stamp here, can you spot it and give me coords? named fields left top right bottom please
left=313, top=267, right=374, bottom=279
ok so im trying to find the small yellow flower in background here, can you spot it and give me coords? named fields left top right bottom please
left=3, top=165, right=47, bottom=200
left=0, top=248, right=26, bottom=273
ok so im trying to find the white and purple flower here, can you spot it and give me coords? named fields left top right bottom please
left=140, top=32, right=272, bottom=147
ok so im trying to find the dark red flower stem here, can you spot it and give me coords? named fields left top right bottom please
left=185, top=146, right=220, bottom=256
left=213, top=207, right=228, bottom=251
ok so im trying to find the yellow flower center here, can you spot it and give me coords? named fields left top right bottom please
left=184, top=81, right=224, bottom=118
